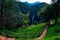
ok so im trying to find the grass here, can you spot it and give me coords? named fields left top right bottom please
left=43, top=22, right=60, bottom=40
left=16, top=38, right=33, bottom=40
left=1, top=19, right=60, bottom=40
left=0, top=23, right=46, bottom=40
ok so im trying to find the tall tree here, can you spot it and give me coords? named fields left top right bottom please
left=39, top=5, right=52, bottom=25
left=52, top=0, right=60, bottom=24
left=39, top=5, right=56, bottom=25
left=0, top=0, right=14, bottom=26
left=0, top=0, right=24, bottom=29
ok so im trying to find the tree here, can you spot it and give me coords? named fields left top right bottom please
left=51, top=0, right=60, bottom=24
left=0, top=0, right=24, bottom=29
left=0, top=0, right=14, bottom=27
left=39, top=0, right=60, bottom=25
left=39, top=5, right=56, bottom=25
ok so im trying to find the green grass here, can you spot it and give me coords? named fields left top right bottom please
left=16, top=38, right=33, bottom=40
left=1, top=19, right=60, bottom=40
left=43, top=23, right=60, bottom=40
left=0, top=23, right=46, bottom=40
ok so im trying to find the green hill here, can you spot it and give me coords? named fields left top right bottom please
left=43, top=22, right=60, bottom=40
left=0, top=23, right=46, bottom=39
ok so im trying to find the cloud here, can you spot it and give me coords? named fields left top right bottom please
left=20, top=0, right=51, bottom=4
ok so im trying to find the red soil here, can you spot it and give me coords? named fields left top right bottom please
left=0, top=35, right=15, bottom=40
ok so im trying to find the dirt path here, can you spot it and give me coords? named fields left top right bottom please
left=34, top=25, right=48, bottom=40
left=0, top=35, right=15, bottom=40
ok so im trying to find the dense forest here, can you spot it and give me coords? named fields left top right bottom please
left=0, top=0, right=60, bottom=40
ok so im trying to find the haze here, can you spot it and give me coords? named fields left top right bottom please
left=19, top=0, right=51, bottom=4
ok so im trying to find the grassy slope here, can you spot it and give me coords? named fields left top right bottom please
left=43, top=20, right=60, bottom=40
left=16, top=23, right=46, bottom=40
left=16, top=19, right=60, bottom=40
left=0, top=23, right=46, bottom=40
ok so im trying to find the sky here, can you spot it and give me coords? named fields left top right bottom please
left=19, top=0, right=52, bottom=4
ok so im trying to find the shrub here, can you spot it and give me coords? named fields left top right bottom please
left=3, top=9, right=24, bottom=29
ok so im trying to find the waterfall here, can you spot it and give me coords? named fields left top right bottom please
left=32, top=15, right=34, bottom=24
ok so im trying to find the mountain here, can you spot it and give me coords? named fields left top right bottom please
left=13, top=1, right=48, bottom=24
left=13, top=1, right=29, bottom=14
left=23, top=1, right=48, bottom=13
left=31, top=1, right=40, bottom=5
left=23, top=2, right=39, bottom=7
left=13, top=1, right=48, bottom=14
left=23, top=2, right=32, bottom=7
left=23, top=1, right=48, bottom=7
left=23, top=1, right=41, bottom=7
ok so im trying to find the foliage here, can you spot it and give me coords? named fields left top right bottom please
left=39, top=4, right=60, bottom=25
left=0, top=0, right=24, bottom=29
left=39, top=5, right=54, bottom=22
left=23, top=14, right=29, bottom=26
left=43, top=21, right=60, bottom=40
left=18, top=2, right=29, bottom=14
left=3, top=10, right=24, bottom=29
left=0, top=23, right=46, bottom=38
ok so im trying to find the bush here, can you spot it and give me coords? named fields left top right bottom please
left=2, top=9, right=24, bottom=29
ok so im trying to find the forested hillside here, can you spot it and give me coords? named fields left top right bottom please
left=0, top=0, right=60, bottom=40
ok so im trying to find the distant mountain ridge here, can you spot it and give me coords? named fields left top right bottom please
left=23, top=1, right=48, bottom=7
left=23, top=1, right=48, bottom=14
left=13, top=1, right=48, bottom=14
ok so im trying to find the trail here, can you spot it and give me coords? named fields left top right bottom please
left=0, top=35, right=15, bottom=40
left=34, top=25, right=48, bottom=40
